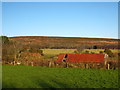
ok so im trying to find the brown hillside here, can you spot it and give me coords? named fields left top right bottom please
left=9, top=36, right=119, bottom=49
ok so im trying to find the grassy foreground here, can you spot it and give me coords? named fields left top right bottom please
left=3, top=65, right=118, bottom=88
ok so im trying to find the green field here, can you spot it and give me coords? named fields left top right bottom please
left=42, top=49, right=118, bottom=60
left=0, top=65, right=2, bottom=89
left=42, top=49, right=76, bottom=55
left=42, top=49, right=118, bottom=55
left=3, top=65, right=118, bottom=88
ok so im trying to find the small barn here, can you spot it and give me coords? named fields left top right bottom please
left=56, top=53, right=106, bottom=68
left=56, top=53, right=105, bottom=63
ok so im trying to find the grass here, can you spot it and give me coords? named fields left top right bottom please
left=42, top=49, right=118, bottom=55
left=42, top=49, right=76, bottom=55
left=84, top=49, right=118, bottom=53
left=42, top=49, right=118, bottom=60
left=3, top=65, right=118, bottom=88
left=0, top=65, right=2, bottom=89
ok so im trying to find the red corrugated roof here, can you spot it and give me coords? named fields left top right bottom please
left=56, top=54, right=105, bottom=63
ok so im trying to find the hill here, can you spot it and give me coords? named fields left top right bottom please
left=9, top=36, right=118, bottom=49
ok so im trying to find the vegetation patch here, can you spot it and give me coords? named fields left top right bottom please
left=2, top=65, right=118, bottom=88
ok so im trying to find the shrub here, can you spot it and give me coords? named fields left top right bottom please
left=77, top=49, right=84, bottom=53
left=1, top=36, right=9, bottom=44
left=84, top=50, right=89, bottom=54
left=91, top=52, right=95, bottom=54
left=2, top=43, right=16, bottom=63
left=104, top=49, right=114, bottom=57
left=93, top=45, right=97, bottom=49
left=99, top=51, right=104, bottom=54
left=29, top=48, right=44, bottom=55
left=74, top=51, right=78, bottom=54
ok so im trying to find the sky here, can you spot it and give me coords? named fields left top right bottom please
left=2, top=2, right=118, bottom=39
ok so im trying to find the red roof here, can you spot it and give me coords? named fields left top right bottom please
left=56, top=54, right=105, bottom=63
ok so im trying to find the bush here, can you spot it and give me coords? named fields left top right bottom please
left=99, top=51, right=104, bottom=54
left=91, top=52, right=95, bottom=54
left=84, top=50, right=89, bottom=54
left=74, top=51, right=78, bottom=54
left=2, top=43, right=16, bottom=63
left=77, top=49, right=84, bottom=53
left=104, top=49, right=114, bottom=57
left=93, top=45, right=97, bottom=49
left=1, top=36, right=9, bottom=44
left=29, top=48, right=43, bottom=55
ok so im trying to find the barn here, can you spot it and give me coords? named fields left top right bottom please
left=56, top=53, right=106, bottom=68
left=56, top=53, right=105, bottom=63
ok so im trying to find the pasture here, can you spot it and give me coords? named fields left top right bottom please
left=0, top=65, right=2, bottom=89
left=3, top=65, right=118, bottom=88
left=42, top=49, right=118, bottom=60
left=42, top=49, right=118, bottom=55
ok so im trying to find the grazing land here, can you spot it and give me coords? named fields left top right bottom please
left=1, top=36, right=119, bottom=64
left=9, top=36, right=119, bottom=49
left=42, top=49, right=118, bottom=61
left=1, top=36, right=119, bottom=88
left=3, top=65, right=118, bottom=88
left=42, top=49, right=118, bottom=55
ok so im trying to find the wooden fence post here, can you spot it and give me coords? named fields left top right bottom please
left=31, top=62, right=33, bottom=66
left=65, top=62, right=68, bottom=68
left=49, top=61, right=52, bottom=67
left=13, top=60, right=15, bottom=65
left=108, top=63, right=110, bottom=70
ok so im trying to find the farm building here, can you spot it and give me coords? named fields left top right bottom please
left=56, top=53, right=108, bottom=69
left=56, top=53, right=105, bottom=63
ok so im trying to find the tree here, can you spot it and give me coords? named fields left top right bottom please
left=2, top=43, right=16, bottom=63
left=1, top=36, right=9, bottom=44
left=93, top=45, right=97, bottom=49
left=104, top=49, right=114, bottom=57
left=2, top=39, right=24, bottom=64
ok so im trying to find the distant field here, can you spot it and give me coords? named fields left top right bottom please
left=42, top=49, right=76, bottom=55
left=42, top=49, right=118, bottom=55
left=3, top=65, right=118, bottom=88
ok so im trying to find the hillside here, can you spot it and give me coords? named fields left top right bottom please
left=9, top=36, right=119, bottom=49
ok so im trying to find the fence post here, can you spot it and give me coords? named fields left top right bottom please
left=49, top=61, right=52, bottom=67
left=31, top=62, right=33, bottom=66
left=108, top=63, right=110, bottom=70
left=13, top=60, right=15, bottom=65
